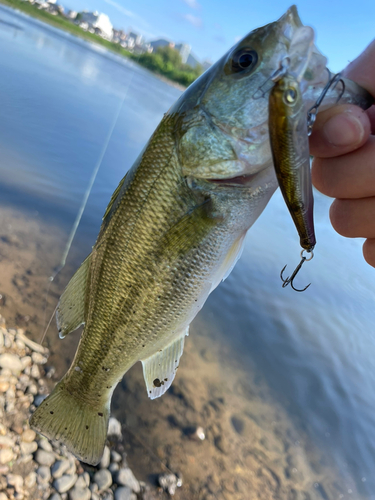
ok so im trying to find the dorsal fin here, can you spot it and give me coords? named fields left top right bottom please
left=56, top=255, right=91, bottom=338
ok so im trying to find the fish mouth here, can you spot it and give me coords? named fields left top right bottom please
left=206, top=162, right=276, bottom=189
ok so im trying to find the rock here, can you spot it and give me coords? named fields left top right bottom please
left=49, top=494, right=62, bottom=500
left=109, top=462, right=119, bottom=474
left=54, top=474, right=78, bottom=494
left=100, top=445, right=111, bottom=468
left=0, top=331, right=3, bottom=349
left=33, top=394, right=47, bottom=407
left=116, top=486, right=137, bottom=500
left=22, top=428, right=36, bottom=443
left=20, top=441, right=38, bottom=455
left=102, top=491, right=114, bottom=500
left=35, top=449, right=55, bottom=466
left=38, top=438, right=53, bottom=452
left=7, top=474, right=24, bottom=492
left=91, top=495, right=100, bottom=500
left=83, top=472, right=90, bottom=487
left=0, top=435, right=14, bottom=447
left=0, top=354, right=23, bottom=375
left=0, top=448, right=14, bottom=464
left=74, top=476, right=87, bottom=489
left=89, top=483, right=98, bottom=493
left=0, top=380, right=9, bottom=393
left=111, top=450, right=122, bottom=463
left=24, top=471, right=37, bottom=489
left=0, top=494, right=8, bottom=500
left=15, top=338, right=25, bottom=350
left=20, top=356, right=32, bottom=370
left=108, top=417, right=122, bottom=438
left=37, top=465, right=51, bottom=484
left=114, top=487, right=137, bottom=500
left=69, top=487, right=91, bottom=500
left=158, top=473, right=182, bottom=496
left=115, top=468, right=140, bottom=493
left=65, top=459, right=76, bottom=476
left=30, top=364, right=40, bottom=379
left=27, top=383, right=38, bottom=395
left=93, top=469, right=112, bottom=491
left=52, top=460, right=71, bottom=479
left=32, top=352, right=48, bottom=364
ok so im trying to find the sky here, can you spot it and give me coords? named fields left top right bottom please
left=62, top=0, right=375, bottom=71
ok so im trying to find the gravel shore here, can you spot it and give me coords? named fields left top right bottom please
left=0, top=315, right=179, bottom=500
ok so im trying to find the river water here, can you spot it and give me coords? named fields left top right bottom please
left=1, top=6, right=375, bottom=499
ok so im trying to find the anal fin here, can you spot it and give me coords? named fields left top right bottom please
left=141, top=330, right=187, bottom=400
left=56, top=255, right=91, bottom=338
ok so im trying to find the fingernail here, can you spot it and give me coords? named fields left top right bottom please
left=323, top=112, right=365, bottom=147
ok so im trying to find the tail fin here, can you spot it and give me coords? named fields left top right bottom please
left=30, top=380, right=108, bottom=465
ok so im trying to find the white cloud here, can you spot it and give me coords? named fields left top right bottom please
left=181, top=0, right=201, bottom=9
left=183, top=13, right=203, bottom=28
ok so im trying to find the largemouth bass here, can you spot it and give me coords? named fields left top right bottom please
left=30, top=5, right=374, bottom=465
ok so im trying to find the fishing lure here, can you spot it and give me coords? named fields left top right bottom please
left=269, top=72, right=315, bottom=291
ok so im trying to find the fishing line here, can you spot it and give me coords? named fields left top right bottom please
left=40, top=53, right=141, bottom=345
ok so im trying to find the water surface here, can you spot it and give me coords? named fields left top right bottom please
left=1, top=6, right=375, bottom=499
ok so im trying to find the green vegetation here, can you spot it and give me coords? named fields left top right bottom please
left=137, top=46, right=203, bottom=87
left=0, top=0, right=202, bottom=87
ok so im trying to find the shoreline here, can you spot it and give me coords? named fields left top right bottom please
left=0, top=1, right=187, bottom=91
left=0, top=315, right=178, bottom=499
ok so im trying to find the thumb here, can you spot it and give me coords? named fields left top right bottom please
left=309, top=39, right=375, bottom=158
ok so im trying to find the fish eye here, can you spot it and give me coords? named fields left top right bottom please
left=231, top=48, right=258, bottom=73
left=284, top=87, right=297, bottom=104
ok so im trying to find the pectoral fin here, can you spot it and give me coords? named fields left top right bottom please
left=56, top=255, right=91, bottom=338
left=141, top=330, right=188, bottom=399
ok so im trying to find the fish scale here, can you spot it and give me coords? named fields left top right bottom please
left=30, top=6, right=374, bottom=465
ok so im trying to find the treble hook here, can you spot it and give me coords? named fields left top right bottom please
left=280, top=250, right=314, bottom=292
left=307, top=72, right=345, bottom=135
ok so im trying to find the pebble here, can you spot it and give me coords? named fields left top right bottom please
left=100, top=445, right=111, bottom=468
left=27, top=383, right=38, bottom=395
left=0, top=331, right=3, bottom=348
left=49, top=494, right=62, bottom=500
left=91, top=494, right=100, bottom=500
left=69, top=486, right=91, bottom=500
left=37, top=465, right=52, bottom=484
left=54, top=474, right=78, bottom=493
left=0, top=448, right=14, bottom=464
left=115, top=468, right=140, bottom=493
left=114, top=487, right=137, bottom=500
left=108, top=462, right=119, bottom=474
left=34, top=393, right=48, bottom=406
left=83, top=472, right=90, bottom=487
left=35, top=449, right=56, bottom=467
left=52, top=460, right=71, bottom=479
left=94, top=469, right=112, bottom=491
left=0, top=435, right=15, bottom=447
left=0, top=353, right=23, bottom=374
left=108, top=417, right=122, bottom=438
left=111, top=450, right=122, bottom=463
left=20, top=356, right=32, bottom=369
left=22, top=428, right=36, bottom=443
left=30, top=364, right=41, bottom=379
left=7, top=473, right=24, bottom=492
left=0, top=494, right=7, bottom=500
left=24, top=471, right=37, bottom=489
left=32, top=352, right=48, bottom=364
left=20, top=441, right=38, bottom=455
left=0, top=380, right=9, bottom=393
left=38, top=438, right=53, bottom=452
left=158, top=473, right=182, bottom=496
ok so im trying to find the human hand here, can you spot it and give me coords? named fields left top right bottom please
left=310, top=40, right=375, bottom=266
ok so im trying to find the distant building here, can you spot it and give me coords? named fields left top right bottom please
left=175, top=43, right=191, bottom=64
left=202, top=60, right=212, bottom=71
left=187, top=52, right=201, bottom=69
left=128, top=32, right=142, bottom=45
left=79, top=11, right=113, bottom=40
left=149, top=39, right=175, bottom=51
left=67, top=10, right=77, bottom=19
